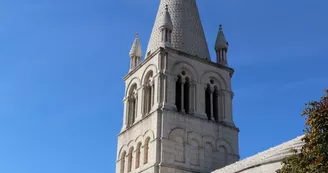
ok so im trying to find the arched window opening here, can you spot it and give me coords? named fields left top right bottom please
left=128, top=85, right=138, bottom=127
left=144, top=137, right=150, bottom=165
left=161, top=29, right=165, bottom=42
left=205, top=85, right=212, bottom=120
left=189, top=139, right=200, bottom=166
left=219, top=146, right=228, bottom=168
left=131, top=98, right=136, bottom=123
left=120, top=151, right=126, bottom=173
left=135, top=143, right=141, bottom=169
left=128, top=147, right=134, bottom=172
left=165, top=29, right=168, bottom=42
left=213, top=87, right=219, bottom=122
left=169, top=31, right=172, bottom=43
left=173, top=136, right=185, bottom=163
left=175, top=76, right=182, bottom=112
left=184, top=77, right=190, bottom=114
left=204, top=143, right=214, bottom=169
left=144, top=72, right=154, bottom=115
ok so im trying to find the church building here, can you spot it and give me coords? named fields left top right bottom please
left=116, top=1, right=303, bottom=173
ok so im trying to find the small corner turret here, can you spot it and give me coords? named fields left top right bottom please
left=215, top=25, right=229, bottom=66
left=159, top=5, right=173, bottom=47
left=129, top=33, right=142, bottom=71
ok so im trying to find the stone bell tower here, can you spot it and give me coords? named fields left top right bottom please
left=116, top=1, right=240, bottom=173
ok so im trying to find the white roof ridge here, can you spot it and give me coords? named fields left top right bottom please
left=212, top=135, right=305, bottom=173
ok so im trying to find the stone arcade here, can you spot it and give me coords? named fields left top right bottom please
left=115, top=1, right=302, bottom=173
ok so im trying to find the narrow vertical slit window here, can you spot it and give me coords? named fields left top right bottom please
left=205, top=85, right=211, bottom=120
left=169, top=31, right=172, bottom=43
left=161, top=29, right=164, bottom=42
left=165, top=29, right=168, bottom=42
left=175, top=76, right=182, bottom=112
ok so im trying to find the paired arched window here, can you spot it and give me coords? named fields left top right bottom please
left=144, top=71, right=154, bottom=115
left=120, top=151, right=126, bottom=173
left=127, top=84, right=138, bottom=127
left=175, top=71, right=191, bottom=114
left=144, top=137, right=150, bottom=165
left=205, top=80, right=220, bottom=122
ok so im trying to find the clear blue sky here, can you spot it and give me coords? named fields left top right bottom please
left=0, top=0, right=327, bottom=172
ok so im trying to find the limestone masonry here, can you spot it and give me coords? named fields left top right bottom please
left=116, top=1, right=302, bottom=173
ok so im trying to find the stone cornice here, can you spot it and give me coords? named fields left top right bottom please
left=165, top=46, right=235, bottom=76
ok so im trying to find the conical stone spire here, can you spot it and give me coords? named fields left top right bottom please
left=129, top=33, right=142, bottom=58
left=215, top=25, right=229, bottom=65
left=146, top=0, right=210, bottom=59
left=129, top=33, right=142, bottom=70
left=215, top=25, right=228, bottom=51
left=160, top=5, right=173, bottom=30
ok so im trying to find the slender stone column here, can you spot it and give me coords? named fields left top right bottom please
left=134, top=95, right=138, bottom=122
left=151, top=83, right=155, bottom=109
left=181, top=80, right=185, bottom=113
left=190, top=81, right=196, bottom=114
left=141, top=87, right=145, bottom=117
left=122, top=98, right=129, bottom=130
left=209, top=86, right=214, bottom=120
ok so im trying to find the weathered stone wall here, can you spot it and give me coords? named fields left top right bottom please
left=154, top=49, right=239, bottom=173
left=116, top=112, right=158, bottom=173
left=159, top=111, right=239, bottom=173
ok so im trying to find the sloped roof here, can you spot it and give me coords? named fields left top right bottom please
left=212, top=135, right=304, bottom=173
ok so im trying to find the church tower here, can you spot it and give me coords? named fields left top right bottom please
left=116, top=1, right=239, bottom=173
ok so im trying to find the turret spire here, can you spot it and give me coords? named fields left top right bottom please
left=159, top=5, right=173, bottom=47
left=129, top=33, right=142, bottom=70
left=146, top=0, right=210, bottom=59
left=215, top=25, right=229, bottom=65
left=160, top=5, right=173, bottom=30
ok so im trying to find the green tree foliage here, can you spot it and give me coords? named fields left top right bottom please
left=277, top=90, right=328, bottom=173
